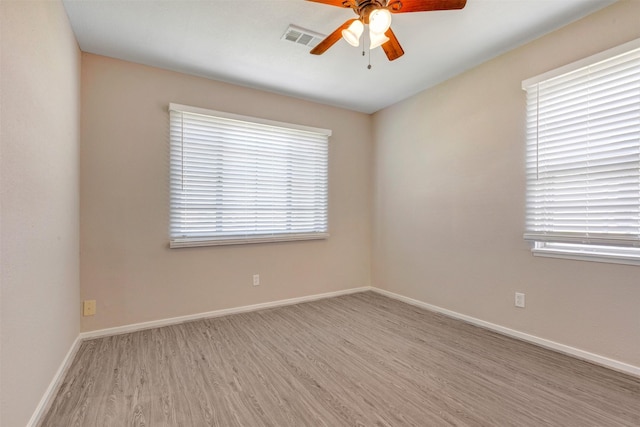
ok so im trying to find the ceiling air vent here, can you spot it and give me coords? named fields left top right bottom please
left=281, top=25, right=325, bottom=49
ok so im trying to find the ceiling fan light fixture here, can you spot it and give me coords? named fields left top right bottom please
left=341, top=19, right=364, bottom=47
left=368, top=8, right=392, bottom=34
left=369, top=30, right=390, bottom=49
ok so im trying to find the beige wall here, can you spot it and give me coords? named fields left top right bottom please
left=372, top=0, right=640, bottom=367
left=80, top=54, right=372, bottom=331
left=0, top=1, right=81, bottom=425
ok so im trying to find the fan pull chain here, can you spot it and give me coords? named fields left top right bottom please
left=361, top=48, right=372, bottom=69
left=363, top=26, right=372, bottom=70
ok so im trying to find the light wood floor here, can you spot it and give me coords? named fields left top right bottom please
left=40, top=292, right=640, bottom=426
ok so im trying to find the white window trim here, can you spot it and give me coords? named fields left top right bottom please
left=170, top=232, right=329, bottom=249
left=522, top=37, right=640, bottom=266
left=531, top=242, right=640, bottom=266
left=169, top=104, right=331, bottom=248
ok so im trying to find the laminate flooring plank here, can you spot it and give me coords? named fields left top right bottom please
left=40, top=292, right=640, bottom=426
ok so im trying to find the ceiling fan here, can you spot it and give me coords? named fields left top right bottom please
left=307, top=0, right=467, bottom=61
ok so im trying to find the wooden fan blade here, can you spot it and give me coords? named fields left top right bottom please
left=387, top=0, right=466, bottom=13
left=310, top=19, right=357, bottom=55
left=306, top=0, right=353, bottom=8
left=381, top=28, right=404, bottom=61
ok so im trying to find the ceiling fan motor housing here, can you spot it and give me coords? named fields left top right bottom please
left=352, top=0, right=388, bottom=23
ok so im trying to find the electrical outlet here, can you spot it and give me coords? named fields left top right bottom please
left=515, top=292, right=525, bottom=308
left=83, top=300, right=97, bottom=316
left=253, top=274, right=260, bottom=286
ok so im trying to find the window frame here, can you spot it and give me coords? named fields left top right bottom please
left=168, top=103, right=331, bottom=248
left=522, top=38, right=640, bottom=266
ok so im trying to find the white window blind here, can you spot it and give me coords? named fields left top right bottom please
left=522, top=39, right=640, bottom=264
left=169, top=103, right=331, bottom=248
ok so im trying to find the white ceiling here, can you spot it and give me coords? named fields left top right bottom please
left=62, top=0, right=617, bottom=113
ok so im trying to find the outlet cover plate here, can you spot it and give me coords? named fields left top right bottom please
left=515, top=292, right=525, bottom=308
left=83, top=300, right=97, bottom=316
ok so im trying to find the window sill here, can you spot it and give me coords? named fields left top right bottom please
left=170, top=232, right=329, bottom=248
left=531, top=243, right=640, bottom=267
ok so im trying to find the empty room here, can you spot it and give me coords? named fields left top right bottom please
left=2, top=0, right=640, bottom=425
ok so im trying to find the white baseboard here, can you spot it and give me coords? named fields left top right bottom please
left=371, top=287, right=640, bottom=379
left=80, top=286, right=373, bottom=340
left=27, top=335, right=83, bottom=427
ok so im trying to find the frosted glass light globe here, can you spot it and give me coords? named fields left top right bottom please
left=369, top=9, right=392, bottom=34
left=342, top=20, right=364, bottom=47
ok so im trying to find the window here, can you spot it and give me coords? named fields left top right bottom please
left=522, top=38, right=640, bottom=265
left=169, top=103, right=331, bottom=248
